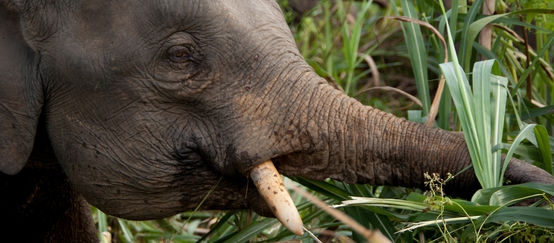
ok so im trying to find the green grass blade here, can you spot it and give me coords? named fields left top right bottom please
left=490, top=186, right=552, bottom=207
left=222, top=218, right=278, bottom=243
left=459, top=0, right=483, bottom=68
left=493, top=17, right=552, bottom=33
left=197, top=213, right=233, bottom=242
left=97, top=209, right=109, bottom=242
left=117, top=219, right=134, bottom=243
left=438, top=83, right=452, bottom=130
left=340, top=197, right=428, bottom=211
left=344, top=206, right=395, bottom=242
left=400, top=0, right=430, bottom=114
left=343, top=195, right=499, bottom=216
left=463, top=13, right=510, bottom=70
left=448, top=0, right=460, bottom=38
left=473, top=60, right=495, bottom=184
left=533, top=125, right=553, bottom=174
left=441, top=62, right=487, bottom=187
left=473, top=43, right=515, bottom=84
left=486, top=207, right=554, bottom=227
left=513, top=33, right=554, bottom=91
left=499, top=124, right=537, bottom=184
left=342, top=0, right=372, bottom=95
left=439, top=3, right=486, bottom=189
left=398, top=216, right=481, bottom=233
left=292, top=177, right=351, bottom=200
left=520, top=105, right=554, bottom=120
left=490, top=74, right=508, bottom=185
left=472, top=182, right=554, bottom=206
left=463, top=9, right=554, bottom=71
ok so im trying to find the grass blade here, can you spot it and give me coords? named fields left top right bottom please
left=117, top=219, right=134, bottom=243
left=486, top=207, right=554, bottom=227
left=96, top=209, right=109, bottom=243
left=473, top=182, right=554, bottom=206
left=400, top=0, right=430, bottom=114
left=499, top=124, right=537, bottom=184
left=222, top=218, right=278, bottom=243
left=533, top=125, right=553, bottom=174
left=490, top=74, right=508, bottom=185
left=473, top=60, right=495, bottom=185
left=459, top=0, right=483, bottom=69
left=441, top=62, right=488, bottom=187
left=463, top=9, right=554, bottom=71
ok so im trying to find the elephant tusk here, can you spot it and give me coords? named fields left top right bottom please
left=250, top=160, right=304, bottom=236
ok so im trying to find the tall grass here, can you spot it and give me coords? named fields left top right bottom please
left=438, top=0, right=508, bottom=189
left=438, top=0, right=553, bottom=190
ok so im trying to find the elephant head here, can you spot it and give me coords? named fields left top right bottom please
left=1, top=0, right=552, bottom=237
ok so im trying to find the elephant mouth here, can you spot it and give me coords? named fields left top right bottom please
left=248, top=160, right=304, bottom=236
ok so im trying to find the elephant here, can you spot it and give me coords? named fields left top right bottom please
left=1, top=0, right=553, bottom=242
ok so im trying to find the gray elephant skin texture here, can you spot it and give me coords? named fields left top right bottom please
left=1, top=1, right=552, bottom=242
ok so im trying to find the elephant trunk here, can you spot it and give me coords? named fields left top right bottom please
left=241, top=67, right=553, bottom=235
left=273, top=72, right=553, bottom=193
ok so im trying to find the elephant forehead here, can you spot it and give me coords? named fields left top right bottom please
left=64, top=1, right=154, bottom=53
left=59, top=0, right=288, bottom=49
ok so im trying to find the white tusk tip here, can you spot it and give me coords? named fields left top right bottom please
left=250, top=160, right=304, bottom=236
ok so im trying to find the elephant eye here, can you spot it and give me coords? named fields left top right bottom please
left=167, top=45, right=193, bottom=63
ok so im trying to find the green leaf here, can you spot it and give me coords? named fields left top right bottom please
left=445, top=199, right=498, bottom=216
left=486, top=207, right=554, bottom=227
left=441, top=62, right=489, bottom=187
left=492, top=17, right=551, bottom=33
left=292, top=177, right=351, bottom=200
left=459, top=0, right=483, bottom=67
left=407, top=110, right=426, bottom=124
left=117, top=219, right=134, bottom=243
left=473, top=60, right=495, bottom=183
left=490, top=74, right=508, bottom=183
left=521, top=105, right=554, bottom=121
left=514, top=33, right=554, bottom=91
left=462, top=9, right=554, bottom=70
left=332, top=183, right=397, bottom=240
left=342, top=194, right=499, bottom=217
left=473, top=42, right=515, bottom=85
left=341, top=0, right=372, bottom=95
left=472, top=182, right=554, bottom=206
left=340, top=197, right=429, bottom=211
left=499, top=124, right=538, bottom=184
left=222, top=218, right=278, bottom=243
left=344, top=206, right=396, bottom=242
left=97, top=209, right=109, bottom=243
left=534, top=125, right=553, bottom=174
left=200, top=213, right=234, bottom=242
left=400, top=0, right=430, bottom=114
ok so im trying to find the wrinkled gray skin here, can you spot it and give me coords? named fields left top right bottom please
left=1, top=1, right=552, bottom=242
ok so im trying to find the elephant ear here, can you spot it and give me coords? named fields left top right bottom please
left=0, top=3, right=43, bottom=175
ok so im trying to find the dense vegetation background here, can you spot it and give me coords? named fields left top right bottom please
left=93, top=0, right=554, bottom=242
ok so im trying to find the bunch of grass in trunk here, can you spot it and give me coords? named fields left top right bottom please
left=439, top=0, right=537, bottom=189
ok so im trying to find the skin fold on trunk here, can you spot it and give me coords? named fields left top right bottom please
left=270, top=72, right=554, bottom=195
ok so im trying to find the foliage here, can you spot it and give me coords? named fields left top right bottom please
left=94, top=0, right=554, bottom=242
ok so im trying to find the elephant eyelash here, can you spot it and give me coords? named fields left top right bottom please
left=161, top=32, right=203, bottom=65
left=167, top=45, right=194, bottom=63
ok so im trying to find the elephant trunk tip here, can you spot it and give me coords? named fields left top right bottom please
left=249, top=160, right=304, bottom=236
